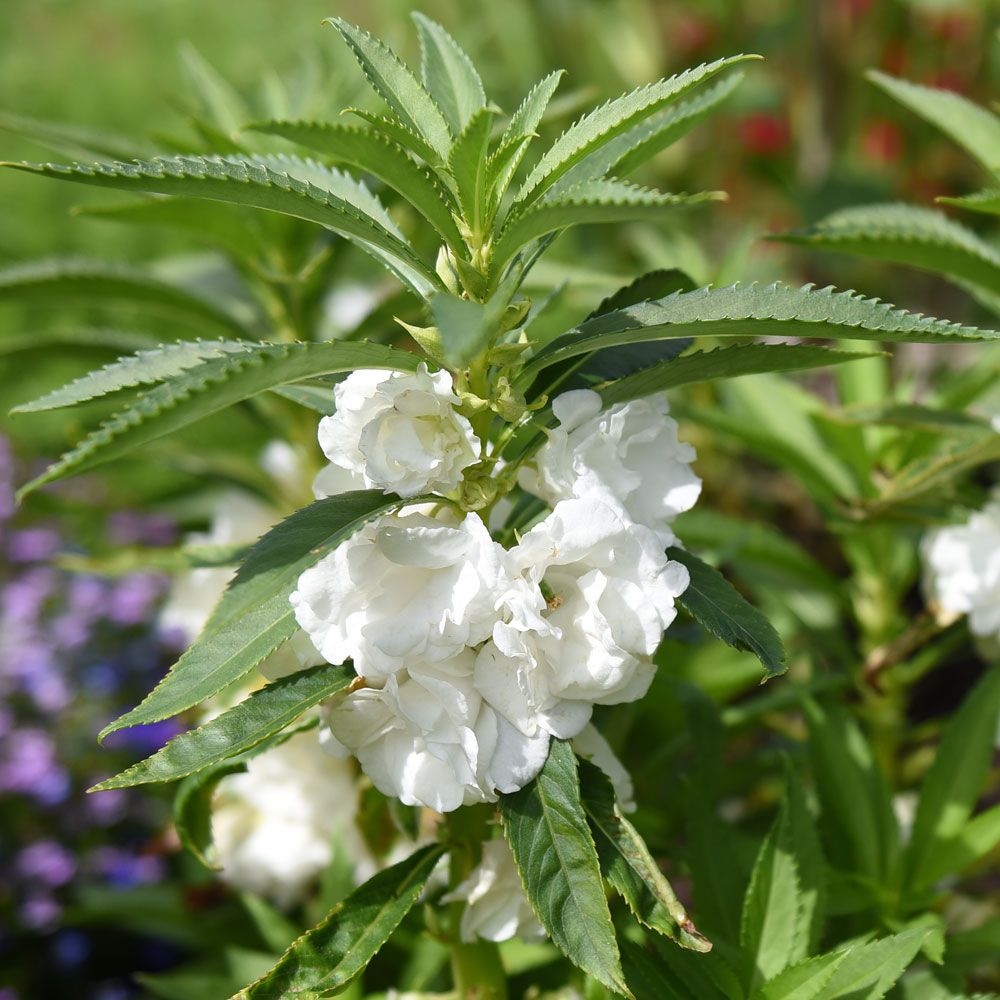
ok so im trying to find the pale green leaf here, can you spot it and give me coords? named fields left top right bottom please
left=905, top=666, right=1000, bottom=888
left=867, top=69, right=1000, bottom=172
left=245, top=120, right=462, bottom=244
left=0, top=258, right=249, bottom=336
left=448, top=107, right=496, bottom=235
left=17, top=340, right=419, bottom=499
left=325, top=17, right=452, bottom=162
left=668, top=547, right=786, bottom=678
left=235, top=843, right=446, bottom=998
left=918, top=802, right=1000, bottom=888
left=756, top=952, right=850, bottom=1000
left=500, top=739, right=630, bottom=998
left=515, top=55, right=758, bottom=205
left=939, top=189, right=1000, bottom=216
left=101, top=491, right=418, bottom=739
left=91, top=663, right=355, bottom=790
left=0, top=109, right=154, bottom=162
left=813, top=927, right=932, bottom=1000
left=412, top=13, right=487, bottom=136
left=344, top=108, right=443, bottom=167
left=578, top=759, right=710, bottom=951
left=180, top=43, right=249, bottom=137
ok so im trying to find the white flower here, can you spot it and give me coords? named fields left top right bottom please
left=211, top=731, right=368, bottom=908
left=442, top=838, right=544, bottom=943
left=291, top=509, right=509, bottom=679
left=521, top=390, right=701, bottom=542
left=922, top=499, right=1000, bottom=638
left=317, top=365, right=480, bottom=498
left=322, top=651, right=549, bottom=813
left=475, top=498, right=688, bottom=739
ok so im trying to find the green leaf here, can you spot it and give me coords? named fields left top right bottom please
left=173, top=758, right=248, bottom=870
left=492, top=180, right=721, bottom=280
left=12, top=338, right=254, bottom=413
left=91, top=663, right=355, bottom=790
left=667, top=547, right=786, bottom=678
left=756, top=952, right=850, bottom=1000
left=448, top=107, right=496, bottom=236
left=500, top=739, right=630, bottom=997
left=515, top=55, right=758, bottom=205
left=939, top=189, right=1000, bottom=217
left=2, top=157, right=441, bottom=298
left=813, top=927, right=932, bottom=1000
left=776, top=204, right=1000, bottom=308
left=0, top=109, right=154, bottom=162
left=917, top=802, right=1000, bottom=888
left=17, top=340, right=419, bottom=499
left=599, top=344, right=880, bottom=407
left=0, top=259, right=249, bottom=336
left=518, top=282, right=1000, bottom=385
left=324, top=17, right=452, bottom=162
left=802, top=698, right=898, bottom=882
left=100, top=491, right=418, bottom=739
left=621, top=938, right=725, bottom=1000
left=904, top=666, right=1000, bottom=888
left=578, top=758, right=710, bottom=951
left=245, top=120, right=462, bottom=246
left=234, top=843, right=446, bottom=999
left=180, top=43, right=249, bottom=137
left=412, top=13, right=487, bottom=136
left=867, top=69, right=1000, bottom=172
left=430, top=290, right=510, bottom=367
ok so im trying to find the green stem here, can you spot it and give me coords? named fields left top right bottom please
left=445, top=806, right=507, bottom=1000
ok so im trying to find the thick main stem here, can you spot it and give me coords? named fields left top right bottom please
left=445, top=806, right=507, bottom=999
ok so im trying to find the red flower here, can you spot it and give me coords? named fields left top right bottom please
left=738, top=113, right=790, bottom=156
left=860, top=119, right=903, bottom=165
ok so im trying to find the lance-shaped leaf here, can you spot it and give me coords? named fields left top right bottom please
left=668, top=547, right=786, bottom=678
left=17, top=341, right=419, bottom=499
left=2, top=157, right=441, bottom=297
left=12, top=338, right=255, bottom=413
left=245, top=120, right=462, bottom=245
left=101, top=491, right=418, bottom=739
left=500, top=739, right=630, bottom=997
left=412, top=13, right=487, bottom=136
left=325, top=17, right=452, bottom=162
left=234, top=843, right=446, bottom=999
left=448, top=107, right=496, bottom=235
left=91, top=663, right=356, bottom=790
left=776, top=204, right=1000, bottom=306
left=867, top=69, right=1000, bottom=172
left=492, top=180, right=722, bottom=281
left=939, top=188, right=1000, bottom=217
left=599, top=344, right=880, bottom=407
left=517, top=282, right=1000, bottom=384
left=515, top=54, right=758, bottom=205
left=811, top=926, right=932, bottom=1000
left=756, top=951, right=849, bottom=1000
left=0, top=109, right=155, bottom=162
left=0, top=259, right=249, bottom=336
left=578, top=759, right=710, bottom=952
left=904, top=666, right=1000, bottom=889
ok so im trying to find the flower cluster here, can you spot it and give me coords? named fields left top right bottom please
left=291, top=371, right=700, bottom=812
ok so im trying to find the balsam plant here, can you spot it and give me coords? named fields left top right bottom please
left=6, top=16, right=1000, bottom=999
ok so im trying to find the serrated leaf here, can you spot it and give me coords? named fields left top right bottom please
left=91, top=663, right=355, bottom=790
left=777, top=204, right=1000, bottom=308
left=448, top=107, right=496, bottom=236
left=2, top=157, right=440, bottom=298
left=500, top=739, right=630, bottom=998
left=180, top=43, right=249, bottom=137
left=430, top=291, right=507, bottom=367
left=518, top=282, right=1000, bottom=385
left=344, top=108, right=443, bottom=168
left=245, top=120, right=462, bottom=245
left=173, top=758, right=248, bottom=870
left=0, top=109, right=155, bottom=162
left=13, top=338, right=255, bottom=413
left=492, top=179, right=721, bottom=280
left=325, top=17, right=452, bottom=162
left=621, top=938, right=724, bottom=1000
left=578, top=759, right=709, bottom=951
left=101, top=492, right=418, bottom=739
left=599, top=344, right=879, bottom=407
left=17, top=341, right=418, bottom=499
left=412, top=13, right=486, bottom=136
left=0, top=327, right=158, bottom=358
left=867, top=69, right=1000, bottom=172
left=269, top=382, right=338, bottom=414
left=0, top=259, right=249, bottom=336
left=234, top=843, right=446, bottom=999
left=904, top=666, right=1000, bottom=889
left=813, top=927, right=931, bottom=1000
left=756, top=951, right=850, bottom=1000
left=939, top=189, right=1000, bottom=216
left=668, top=547, right=786, bottom=678
left=515, top=55, right=758, bottom=205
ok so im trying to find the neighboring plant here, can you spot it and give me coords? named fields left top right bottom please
left=5, top=16, right=1000, bottom=1000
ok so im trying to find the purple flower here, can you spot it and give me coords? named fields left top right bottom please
left=7, top=528, right=60, bottom=563
left=107, top=510, right=176, bottom=547
left=103, top=717, right=184, bottom=755
left=90, top=847, right=166, bottom=888
left=107, top=574, right=166, bottom=626
left=85, top=787, right=127, bottom=825
left=0, top=729, right=70, bottom=804
left=16, top=840, right=76, bottom=887
left=19, top=894, right=61, bottom=930
left=51, top=929, right=91, bottom=968
left=2, top=568, right=58, bottom=624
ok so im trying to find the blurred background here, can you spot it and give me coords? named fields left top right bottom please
left=3, top=1, right=1000, bottom=997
